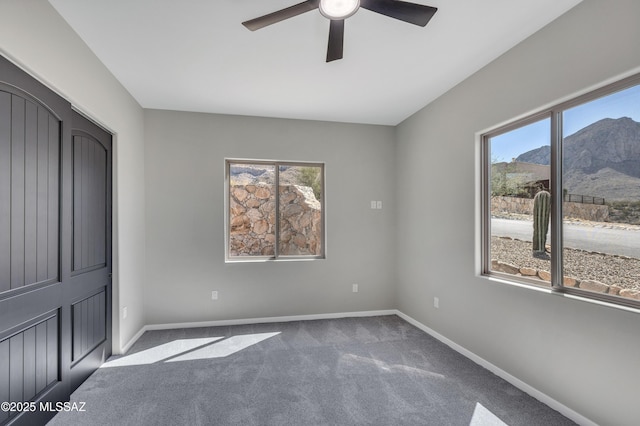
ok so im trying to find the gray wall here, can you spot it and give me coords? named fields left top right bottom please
left=0, top=0, right=147, bottom=354
left=144, top=110, right=396, bottom=324
left=395, top=1, right=640, bottom=425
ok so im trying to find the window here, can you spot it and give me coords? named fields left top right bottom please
left=226, top=159, right=325, bottom=261
left=482, top=74, right=640, bottom=308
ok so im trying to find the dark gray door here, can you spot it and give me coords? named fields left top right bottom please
left=68, top=112, right=112, bottom=392
left=0, top=56, right=112, bottom=426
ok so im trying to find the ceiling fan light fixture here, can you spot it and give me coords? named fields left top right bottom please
left=243, top=0, right=438, bottom=61
left=319, top=0, right=360, bottom=20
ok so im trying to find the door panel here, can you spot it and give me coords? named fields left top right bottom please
left=0, top=315, right=59, bottom=407
left=0, top=93, right=60, bottom=292
left=72, top=291, right=106, bottom=362
left=68, top=112, right=112, bottom=393
left=72, top=134, right=107, bottom=272
left=0, top=92, right=9, bottom=291
left=0, top=55, right=112, bottom=425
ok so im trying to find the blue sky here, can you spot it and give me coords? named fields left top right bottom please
left=491, top=84, right=640, bottom=162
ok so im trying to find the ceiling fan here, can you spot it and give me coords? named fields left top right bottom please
left=242, top=0, right=438, bottom=62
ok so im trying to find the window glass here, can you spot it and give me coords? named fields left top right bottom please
left=228, top=163, right=276, bottom=257
left=487, top=118, right=552, bottom=285
left=561, top=85, right=640, bottom=301
left=278, top=165, right=323, bottom=256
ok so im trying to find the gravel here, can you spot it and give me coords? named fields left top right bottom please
left=491, top=236, right=640, bottom=291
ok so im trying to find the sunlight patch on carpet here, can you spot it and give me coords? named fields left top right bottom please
left=469, top=402, right=508, bottom=426
left=101, top=337, right=224, bottom=368
left=101, top=332, right=280, bottom=367
left=167, top=332, right=281, bottom=362
left=339, top=353, right=446, bottom=379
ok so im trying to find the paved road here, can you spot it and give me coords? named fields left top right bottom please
left=491, top=218, right=640, bottom=258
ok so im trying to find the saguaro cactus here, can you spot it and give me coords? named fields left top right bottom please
left=532, top=190, right=551, bottom=257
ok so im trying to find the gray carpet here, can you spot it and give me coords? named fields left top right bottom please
left=48, top=315, right=575, bottom=426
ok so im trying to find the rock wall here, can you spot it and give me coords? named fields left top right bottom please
left=229, top=184, right=321, bottom=256
left=491, top=196, right=609, bottom=222
left=492, top=256, right=640, bottom=300
left=562, top=201, right=609, bottom=222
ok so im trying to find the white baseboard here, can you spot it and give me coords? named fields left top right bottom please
left=120, top=308, right=594, bottom=426
left=120, top=309, right=396, bottom=354
left=394, top=311, right=597, bottom=426
left=120, top=326, right=146, bottom=355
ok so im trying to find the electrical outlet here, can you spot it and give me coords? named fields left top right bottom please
left=370, top=201, right=377, bottom=209
left=211, top=291, right=218, bottom=300
left=376, top=201, right=383, bottom=209
left=433, top=297, right=439, bottom=309
left=352, top=283, right=359, bottom=293
left=122, top=306, right=128, bottom=319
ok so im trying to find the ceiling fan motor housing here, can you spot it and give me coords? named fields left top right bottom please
left=319, top=0, right=361, bottom=20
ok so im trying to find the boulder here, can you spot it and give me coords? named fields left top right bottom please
left=537, top=270, right=551, bottom=282
left=255, top=186, right=271, bottom=199
left=579, top=280, right=609, bottom=293
left=619, top=289, right=640, bottom=300
left=491, top=260, right=520, bottom=275
left=232, top=187, right=249, bottom=202
left=519, top=267, right=537, bottom=276
left=253, top=219, right=269, bottom=235
left=608, top=285, right=622, bottom=295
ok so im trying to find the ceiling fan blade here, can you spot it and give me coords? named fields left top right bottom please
left=326, top=19, right=344, bottom=62
left=242, top=0, right=320, bottom=31
left=360, top=0, right=437, bottom=27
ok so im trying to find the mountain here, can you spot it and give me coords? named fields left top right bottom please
left=516, top=145, right=550, bottom=165
left=563, top=117, right=640, bottom=177
left=515, top=117, right=640, bottom=201
left=563, top=168, right=640, bottom=201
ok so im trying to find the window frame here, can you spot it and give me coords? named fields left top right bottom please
left=481, top=111, right=554, bottom=289
left=225, top=158, right=326, bottom=262
left=481, top=73, right=640, bottom=310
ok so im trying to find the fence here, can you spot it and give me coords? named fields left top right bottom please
left=491, top=196, right=609, bottom=222
left=563, top=193, right=605, bottom=205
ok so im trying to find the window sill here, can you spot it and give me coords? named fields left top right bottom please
left=225, top=256, right=325, bottom=264
left=481, top=273, right=640, bottom=315
left=554, top=289, right=640, bottom=315
left=483, top=272, right=554, bottom=294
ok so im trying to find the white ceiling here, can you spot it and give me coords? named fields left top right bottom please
left=49, top=0, right=582, bottom=126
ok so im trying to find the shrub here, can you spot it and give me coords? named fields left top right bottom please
left=299, top=167, right=322, bottom=201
